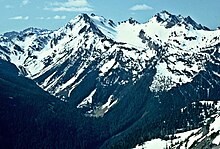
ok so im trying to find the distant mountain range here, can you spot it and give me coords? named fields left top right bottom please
left=0, top=11, right=220, bottom=149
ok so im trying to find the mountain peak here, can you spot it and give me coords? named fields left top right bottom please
left=89, top=13, right=117, bottom=28
left=155, top=10, right=173, bottom=21
left=64, top=13, right=116, bottom=38
left=153, top=10, right=182, bottom=28
left=67, top=13, right=116, bottom=28
left=152, top=10, right=209, bottom=30
left=67, top=13, right=91, bottom=26
left=184, top=16, right=210, bottom=30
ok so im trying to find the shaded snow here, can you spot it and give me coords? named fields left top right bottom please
left=77, top=89, right=96, bottom=108
left=134, top=139, right=167, bottom=149
left=87, top=95, right=118, bottom=117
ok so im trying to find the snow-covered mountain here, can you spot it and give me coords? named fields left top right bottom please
left=0, top=10, right=220, bottom=148
left=1, top=11, right=220, bottom=116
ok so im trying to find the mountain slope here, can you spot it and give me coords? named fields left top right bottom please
left=1, top=12, right=220, bottom=115
left=0, top=11, right=220, bottom=149
left=0, top=59, right=112, bottom=149
left=134, top=101, right=220, bottom=149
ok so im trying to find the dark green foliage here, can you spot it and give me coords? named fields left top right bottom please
left=0, top=59, right=220, bottom=149
left=0, top=60, right=122, bottom=149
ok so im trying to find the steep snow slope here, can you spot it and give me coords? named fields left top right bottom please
left=116, top=11, right=220, bottom=92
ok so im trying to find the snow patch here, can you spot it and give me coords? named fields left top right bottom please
left=88, top=95, right=118, bottom=117
left=100, top=58, right=116, bottom=75
left=77, top=89, right=96, bottom=108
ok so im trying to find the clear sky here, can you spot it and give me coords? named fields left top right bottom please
left=0, top=0, right=220, bottom=34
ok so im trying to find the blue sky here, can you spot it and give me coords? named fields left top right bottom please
left=0, top=0, right=220, bottom=34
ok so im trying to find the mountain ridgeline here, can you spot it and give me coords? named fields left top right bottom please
left=0, top=11, right=220, bottom=149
